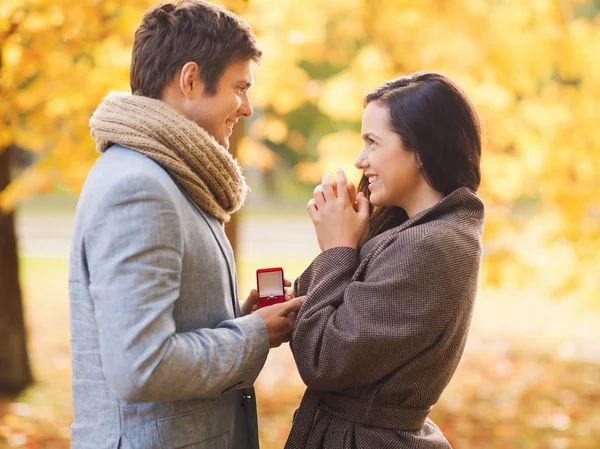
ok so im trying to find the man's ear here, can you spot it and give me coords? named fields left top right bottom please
left=179, top=62, right=202, bottom=100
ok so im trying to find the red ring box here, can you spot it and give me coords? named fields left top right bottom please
left=256, top=267, right=286, bottom=308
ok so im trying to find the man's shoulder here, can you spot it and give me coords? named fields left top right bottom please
left=94, top=145, right=167, bottom=177
left=76, top=145, right=183, bottom=217
left=86, top=145, right=176, bottom=193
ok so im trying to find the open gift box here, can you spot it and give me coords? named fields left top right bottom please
left=256, top=267, right=286, bottom=308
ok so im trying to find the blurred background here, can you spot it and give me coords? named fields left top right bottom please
left=1, top=0, right=599, bottom=447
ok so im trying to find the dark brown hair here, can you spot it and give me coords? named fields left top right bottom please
left=130, top=0, right=262, bottom=98
left=359, top=71, right=482, bottom=240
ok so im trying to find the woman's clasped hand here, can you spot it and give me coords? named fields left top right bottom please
left=307, top=168, right=370, bottom=252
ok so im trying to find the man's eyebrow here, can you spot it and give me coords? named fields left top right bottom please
left=234, top=80, right=253, bottom=89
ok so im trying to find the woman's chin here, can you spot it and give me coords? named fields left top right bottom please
left=369, top=196, right=383, bottom=207
left=370, top=196, right=396, bottom=208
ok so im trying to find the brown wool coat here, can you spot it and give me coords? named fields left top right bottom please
left=285, top=187, right=485, bottom=449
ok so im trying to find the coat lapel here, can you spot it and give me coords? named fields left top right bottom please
left=199, top=210, right=241, bottom=316
left=353, top=187, right=483, bottom=281
left=182, top=190, right=241, bottom=317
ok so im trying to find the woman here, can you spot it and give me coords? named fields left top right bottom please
left=285, top=72, right=484, bottom=448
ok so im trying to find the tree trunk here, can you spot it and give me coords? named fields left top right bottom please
left=0, top=146, right=32, bottom=394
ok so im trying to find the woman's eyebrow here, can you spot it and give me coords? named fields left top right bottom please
left=362, top=132, right=381, bottom=141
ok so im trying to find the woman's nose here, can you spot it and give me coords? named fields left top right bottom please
left=354, top=150, right=368, bottom=169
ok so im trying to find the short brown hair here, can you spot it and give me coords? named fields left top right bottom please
left=130, top=0, right=262, bottom=98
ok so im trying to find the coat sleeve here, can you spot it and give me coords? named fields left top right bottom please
left=290, top=229, right=477, bottom=392
left=84, top=173, right=269, bottom=403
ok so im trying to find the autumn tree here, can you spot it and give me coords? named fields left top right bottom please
left=0, top=0, right=154, bottom=392
left=0, top=8, right=31, bottom=394
left=0, top=0, right=254, bottom=390
left=1, top=1, right=599, bottom=392
left=0, top=146, right=31, bottom=393
left=239, top=0, right=600, bottom=304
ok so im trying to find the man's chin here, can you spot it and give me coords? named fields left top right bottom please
left=215, top=136, right=229, bottom=149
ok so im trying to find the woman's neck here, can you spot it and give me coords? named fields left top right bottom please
left=403, top=182, right=444, bottom=218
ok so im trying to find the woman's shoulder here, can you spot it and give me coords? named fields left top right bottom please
left=360, top=189, right=484, bottom=268
left=398, top=219, right=481, bottom=258
left=361, top=217, right=482, bottom=274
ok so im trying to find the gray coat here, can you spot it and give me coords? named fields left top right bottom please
left=285, top=187, right=484, bottom=449
left=69, top=145, right=269, bottom=449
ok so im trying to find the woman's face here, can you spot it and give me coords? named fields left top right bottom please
left=355, top=101, right=424, bottom=209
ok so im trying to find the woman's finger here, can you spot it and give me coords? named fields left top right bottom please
left=321, top=172, right=336, bottom=202
left=313, top=184, right=325, bottom=209
left=284, top=286, right=294, bottom=300
left=347, top=181, right=357, bottom=202
left=307, top=198, right=319, bottom=219
left=336, top=168, right=351, bottom=205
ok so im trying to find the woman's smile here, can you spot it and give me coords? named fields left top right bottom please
left=366, top=174, right=380, bottom=188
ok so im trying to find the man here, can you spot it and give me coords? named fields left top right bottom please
left=69, top=1, right=302, bottom=448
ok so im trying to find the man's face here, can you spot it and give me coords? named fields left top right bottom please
left=183, top=59, right=254, bottom=150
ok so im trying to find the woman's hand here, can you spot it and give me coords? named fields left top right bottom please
left=241, top=278, right=294, bottom=316
left=307, top=168, right=370, bottom=252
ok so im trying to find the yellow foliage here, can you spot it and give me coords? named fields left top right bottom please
left=0, top=165, right=55, bottom=212
left=252, top=62, right=309, bottom=113
left=264, top=116, right=288, bottom=144
left=318, top=72, right=364, bottom=121
left=0, top=127, right=13, bottom=149
left=286, top=130, right=306, bottom=152
left=295, top=131, right=363, bottom=184
left=0, top=0, right=156, bottom=211
left=0, top=0, right=598, bottom=301
left=238, top=137, right=279, bottom=171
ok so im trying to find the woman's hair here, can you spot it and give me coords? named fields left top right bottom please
left=130, top=0, right=262, bottom=99
left=358, top=71, right=482, bottom=241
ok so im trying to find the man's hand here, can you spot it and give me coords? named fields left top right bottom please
left=241, top=277, right=294, bottom=316
left=254, top=297, right=303, bottom=348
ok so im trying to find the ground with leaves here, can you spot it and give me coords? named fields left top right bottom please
left=1, top=252, right=599, bottom=449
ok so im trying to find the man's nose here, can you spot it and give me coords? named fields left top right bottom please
left=240, top=95, right=253, bottom=118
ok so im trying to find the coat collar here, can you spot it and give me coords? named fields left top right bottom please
left=396, top=186, right=484, bottom=231
left=355, top=187, right=484, bottom=279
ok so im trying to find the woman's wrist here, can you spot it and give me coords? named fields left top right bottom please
left=322, top=242, right=358, bottom=251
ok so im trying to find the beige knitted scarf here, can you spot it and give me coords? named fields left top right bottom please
left=89, top=91, right=248, bottom=223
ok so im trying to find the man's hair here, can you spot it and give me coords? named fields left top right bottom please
left=130, top=0, right=262, bottom=98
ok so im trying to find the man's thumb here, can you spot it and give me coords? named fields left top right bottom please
left=281, top=297, right=303, bottom=315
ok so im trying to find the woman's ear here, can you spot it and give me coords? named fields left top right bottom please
left=415, top=153, right=424, bottom=169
